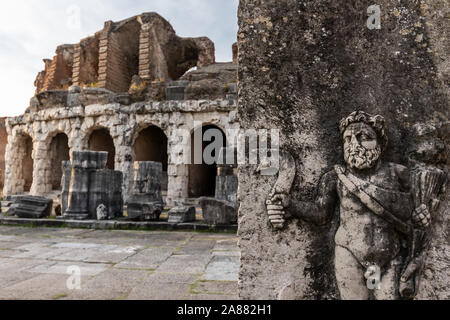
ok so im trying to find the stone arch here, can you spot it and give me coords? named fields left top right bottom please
left=87, top=128, right=116, bottom=170
left=188, top=124, right=227, bottom=198
left=47, top=132, right=70, bottom=190
left=16, top=133, right=34, bottom=193
left=132, top=124, right=169, bottom=191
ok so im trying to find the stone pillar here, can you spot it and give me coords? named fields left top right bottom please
left=3, top=134, right=21, bottom=196
left=166, top=164, right=188, bottom=206
left=30, top=140, right=52, bottom=196
left=63, top=151, right=107, bottom=220
left=238, top=0, right=449, bottom=300
left=61, top=161, right=71, bottom=214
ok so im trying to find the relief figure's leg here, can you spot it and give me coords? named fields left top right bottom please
left=335, top=245, right=369, bottom=300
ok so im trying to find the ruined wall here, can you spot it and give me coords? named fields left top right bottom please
left=73, top=35, right=100, bottom=88
left=238, top=0, right=449, bottom=300
left=35, top=12, right=217, bottom=94
left=0, top=118, right=7, bottom=195
left=4, top=93, right=238, bottom=206
left=35, top=45, right=74, bottom=93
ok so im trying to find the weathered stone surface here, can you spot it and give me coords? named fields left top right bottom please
left=168, top=206, right=196, bottom=223
left=127, top=162, right=164, bottom=221
left=216, top=175, right=238, bottom=204
left=0, top=118, right=6, bottom=195
left=6, top=196, right=53, bottom=219
left=200, top=198, right=237, bottom=226
left=63, top=151, right=123, bottom=220
left=61, top=161, right=72, bottom=215
left=165, top=81, right=189, bottom=101
left=89, top=170, right=123, bottom=219
left=238, top=0, right=449, bottom=300
left=3, top=99, right=238, bottom=205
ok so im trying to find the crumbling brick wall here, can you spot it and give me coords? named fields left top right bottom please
left=39, top=45, right=74, bottom=92
left=34, top=12, right=217, bottom=94
left=73, top=35, right=100, bottom=88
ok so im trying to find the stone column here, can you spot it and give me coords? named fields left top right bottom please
left=3, top=134, right=21, bottom=196
left=166, top=164, right=188, bottom=206
left=30, top=140, right=52, bottom=196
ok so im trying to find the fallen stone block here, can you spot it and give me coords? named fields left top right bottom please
left=6, top=196, right=53, bottom=219
left=126, top=201, right=163, bottom=221
left=168, top=206, right=196, bottom=223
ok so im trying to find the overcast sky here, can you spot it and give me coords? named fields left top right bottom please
left=0, top=0, right=239, bottom=117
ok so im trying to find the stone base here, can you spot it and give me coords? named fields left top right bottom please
left=61, top=213, right=90, bottom=220
left=7, top=196, right=53, bottom=219
left=168, top=206, right=196, bottom=223
left=199, top=197, right=237, bottom=226
left=127, top=202, right=163, bottom=221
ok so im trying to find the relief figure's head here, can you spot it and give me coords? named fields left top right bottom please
left=339, top=111, right=388, bottom=170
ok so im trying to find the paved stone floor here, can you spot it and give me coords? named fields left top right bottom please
left=0, top=226, right=239, bottom=300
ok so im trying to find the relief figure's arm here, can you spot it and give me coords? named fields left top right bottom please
left=265, top=149, right=338, bottom=229
left=288, top=170, right=338, bottom=226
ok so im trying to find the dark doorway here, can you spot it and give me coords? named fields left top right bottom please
left=50, top=133, right=70, bottom=190
left=189, top=125, right=226, bottom=197
left=20, top=134, right=34, bottom=192
left=133, top=126, right=169, bottom=191
left=88, top=129, right=115, bottom=170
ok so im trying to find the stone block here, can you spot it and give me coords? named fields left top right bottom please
left=7, top=196, right=53, bottom=219
left=168, top=206, right=196, bottom=223
left=126, top=161, right=164, bottom=221
left=126, top=201, right=163, bottom=221
left=166, top=81, right=189, bottom=101
left=199, top=198, right=237, bottom=226
left=215, top=175, right=238, bottom=204
left=88, top=170, right=123, bottom=219
left=71, top=151, right=107, bottom=169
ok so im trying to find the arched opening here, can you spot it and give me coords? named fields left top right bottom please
left=88, top=129, right=115, bottom=170
left=17, top=134, right=34, bottom=193
left=189, top=125, right=226, bottom=198
left=49, top=133, right=70, bottom=190
left=133, top=126, right=168, bottom=191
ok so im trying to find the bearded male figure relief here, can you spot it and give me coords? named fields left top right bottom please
left=266, top=111, right=446, bottom=300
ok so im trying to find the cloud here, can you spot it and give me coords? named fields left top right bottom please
left=0, top=0, right=238, bottom=117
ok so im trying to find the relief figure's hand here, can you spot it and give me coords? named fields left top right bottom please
left=266, top=192, right=290, bottom=230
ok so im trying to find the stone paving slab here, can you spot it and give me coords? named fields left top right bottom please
left=115, top=247, right=174, bottom=270
left=64, top=268, right=149, bottom=300
left=27, top=261, right=111, bottom=276
left=0, top=226, right=239, bottom=300
left=202, top=255, right=240, bottom=282
left=158, top=254, right=212, bottom=274
left=0, top=274, right=90, bottom=300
